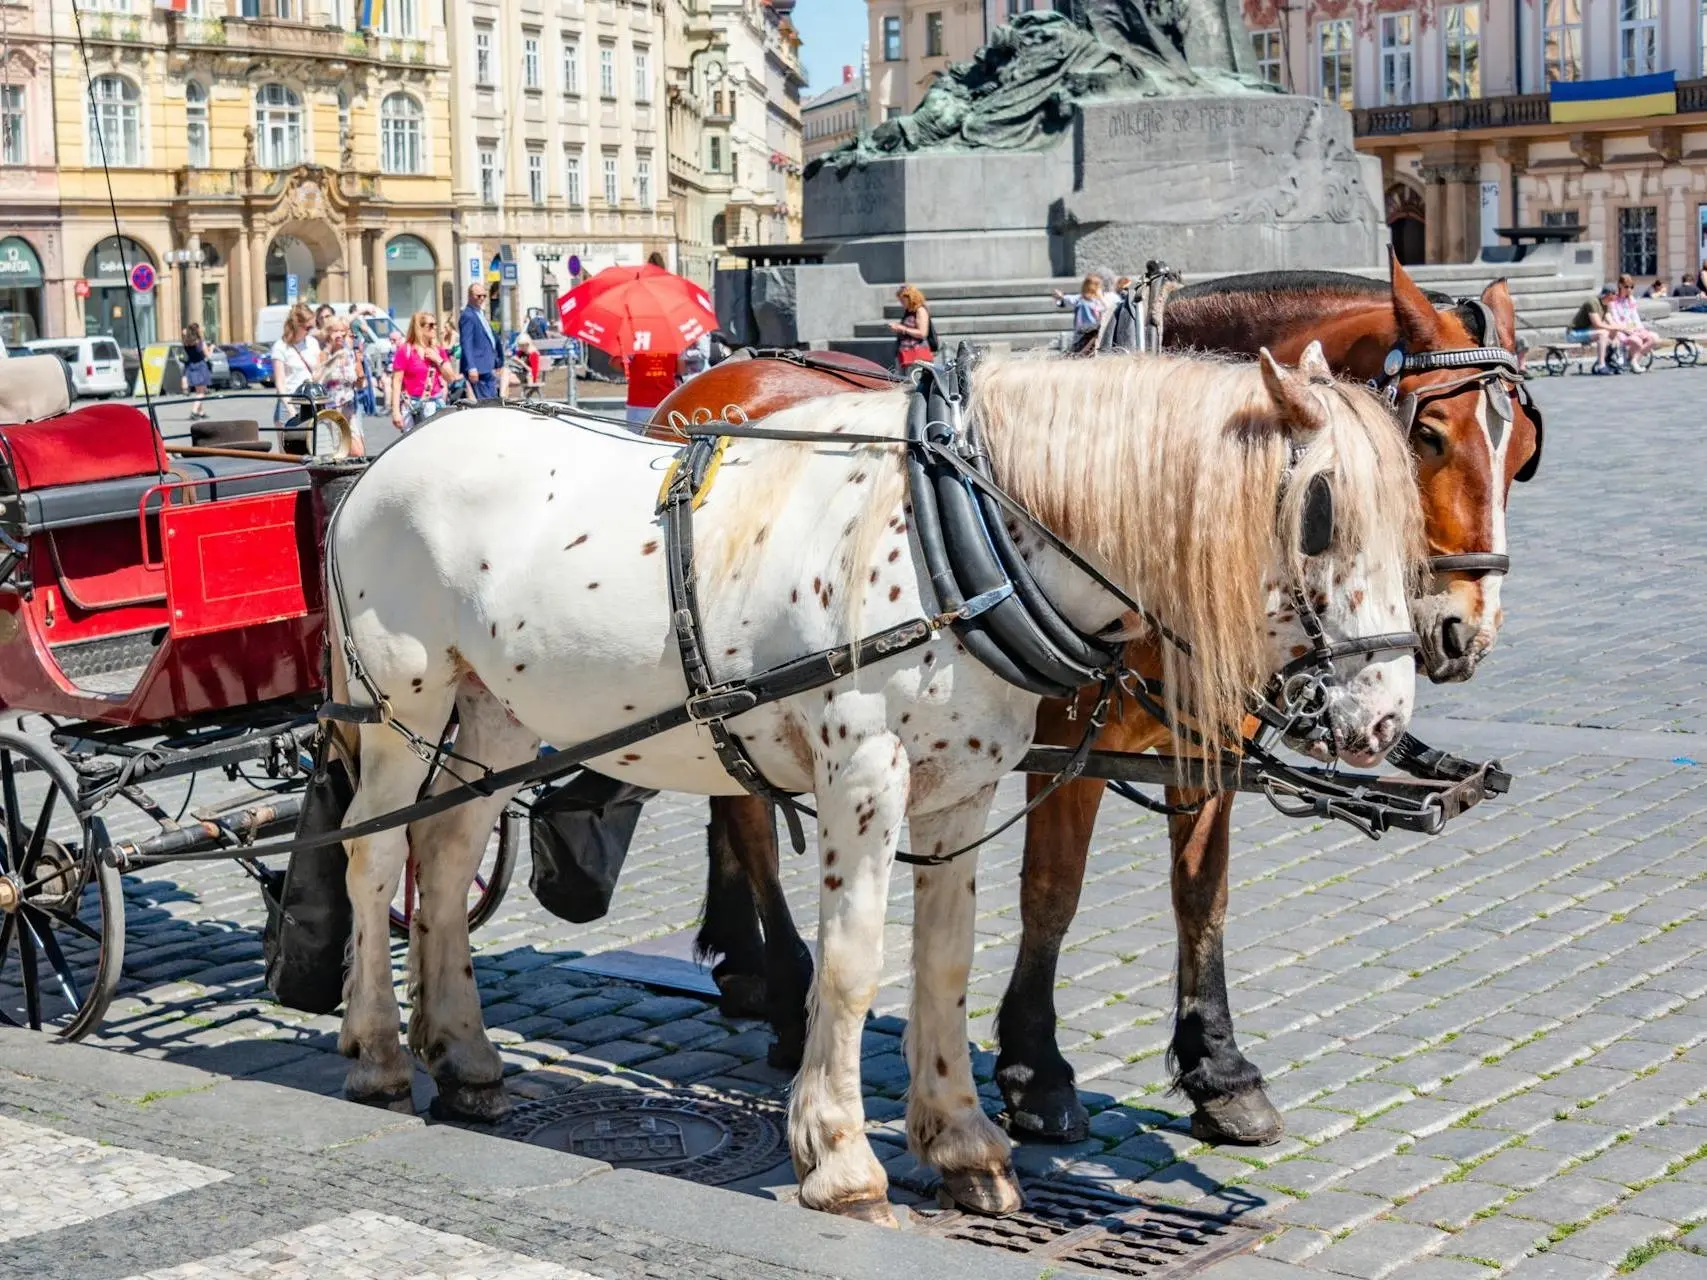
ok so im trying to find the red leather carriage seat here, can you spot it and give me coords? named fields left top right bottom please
left=0, top=403, right=167, bottom=490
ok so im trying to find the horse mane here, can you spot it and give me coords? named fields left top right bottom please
left=969, top=354, right=1423, bottom=749
left=1172, top=270, right=1392, bottom=302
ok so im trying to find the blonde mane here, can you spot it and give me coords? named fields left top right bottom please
left=970, top=353, right=1423, bottom=748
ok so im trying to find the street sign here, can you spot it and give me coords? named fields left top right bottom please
left=502, top=261, right=518, bottom=285
left=568, top=254, right=582, bottom=277
left=467, top=254, right=482, bottom=287
left=129, top=262, right=156, bottom=294
left=285, top=272, right=299, bottom=302
left=74, top=279, right=91, bottom=300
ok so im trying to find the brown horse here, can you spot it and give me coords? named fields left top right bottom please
left=651, top=255, right=1541, bottom=1149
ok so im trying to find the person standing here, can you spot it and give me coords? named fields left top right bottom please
left=458, top=284, right=501, bottom=400
left=889, top=285, right=933, bottom=369
left=270, top=309, right=328, bottom=445
left=1053, top=275, right=1107, bottom=353
left=389, top=312, right=458, bottom=431
left=181, top=322, right=212, bottom=420
left=318, top=316, right=367, bottom=454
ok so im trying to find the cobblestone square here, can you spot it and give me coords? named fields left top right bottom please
left=4, top=366, right=1707, bottom=1278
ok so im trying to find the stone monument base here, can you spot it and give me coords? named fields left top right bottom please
left=803, top=93, right=1386, bottom=284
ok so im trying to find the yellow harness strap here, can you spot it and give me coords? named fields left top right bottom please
left=657, top=434, right=731, bottom=511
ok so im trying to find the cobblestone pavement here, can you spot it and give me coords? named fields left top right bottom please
left=5, top=368, right=1707, bottom=1278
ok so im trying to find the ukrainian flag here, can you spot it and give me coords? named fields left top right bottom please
left=359, top=0, right=383, bottom=29
left=1550, top=71, right=1676, bottom=124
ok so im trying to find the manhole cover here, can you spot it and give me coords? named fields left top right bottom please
left=496, top=1085, right=787, bottom=1186
left=912, top=1179, right=1261, bottom=1277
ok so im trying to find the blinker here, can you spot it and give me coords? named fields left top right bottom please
left=1300, top=473, right=1334, bottom=557
left=1486, top=380, right=1513, bottom=424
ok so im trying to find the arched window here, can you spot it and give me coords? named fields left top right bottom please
left=379, top=92, right=422, bottom=174
left=185, top=81, right=209, bottom=168
left=88, top=75, right=140, bottom=166
left=711, top=213, right=726, bottom=246
left=254, top=83, right=302, bottom=169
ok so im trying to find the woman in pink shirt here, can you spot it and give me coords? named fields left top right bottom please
left=389, top=312, right=459, bottom=431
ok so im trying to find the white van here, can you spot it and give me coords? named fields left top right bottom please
left=254, top=303, right=398, bottom=365
left=25, top=336, right=129, bottom=398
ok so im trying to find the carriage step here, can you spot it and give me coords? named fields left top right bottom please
left=49, top=628, right=163, bottom=698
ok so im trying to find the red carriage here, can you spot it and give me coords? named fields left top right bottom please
left=0, top=363, right=516, bottom=1038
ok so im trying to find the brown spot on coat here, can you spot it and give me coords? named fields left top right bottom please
left=820, top=724, right=831, bottom=746
left=515, top=663, right=527, bottom=672
left=588, top=582, right=599, bottom=589
left=888, top=548, right=901, bottom=562
left=967, top=737, right=981, bottom=750
left=480, top=561, right=489, bottom=571
left=933, top=740, right=949, bottom=751
left=790, top=588, right=799, bottom=603
left=824, top=875, right=843, bottom=890
left=825, top=849, right=837, bottom=866
left=888, top=585, right=901, bottom=601
left=641, top=540, right=659, bottom=555
left=935, top=1055, right=948, bottom=1077
left=838, top=724, right=848, bottom=739
left=1290, top=644, right=1309, bottom=658
left=565, top=534, right=588, bottom=549
left=622, top=752, right=641, bottom=761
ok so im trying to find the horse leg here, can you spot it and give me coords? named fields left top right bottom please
left=790, top=724, right=907, bottom=1225
left=696, top=796, right=770, bottom=1019
left=907, top=789, right=1022, bottom=1216
left=407, top=682, right=539, bottom=1123
left=339, top=724, right=438, bottom=1109
left=1168, top=788, right=1283, bottom=1145
left=994, top=773, right=1102, bottom=1143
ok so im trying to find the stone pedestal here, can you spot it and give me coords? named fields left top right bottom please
left=803, top=93, right=1386, bottom=283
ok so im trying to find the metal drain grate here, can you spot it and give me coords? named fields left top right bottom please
left=495, top=1084, right=787, bottom=1187
left=912, top=1179, right=1261, bottom=1277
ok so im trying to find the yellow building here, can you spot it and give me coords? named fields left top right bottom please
left=50, top=0, right=456, bottom=346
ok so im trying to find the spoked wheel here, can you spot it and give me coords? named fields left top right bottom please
left=388, top=806, right=522, bottom=939
left=1543, top=348, right=1568, bottom=377
left=1674, top=338, right=1700, bottom=368
left=0, top=731, right=124, bottom=1040
left=1631, top=347, right=1655, bottom=373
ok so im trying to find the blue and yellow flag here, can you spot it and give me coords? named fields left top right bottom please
left=358, top=0, right=383, bottom=29
left=1550, top=71, right=1676, bottom=124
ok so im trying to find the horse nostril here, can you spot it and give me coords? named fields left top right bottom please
left=1371, top=713, right=1402, bottom=753
left=1441, top=617, right=1472, bottom=660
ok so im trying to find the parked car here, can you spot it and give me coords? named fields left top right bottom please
left=24, top=336, right=129, bottom=398
left=219, top=343, right=272, bottom=390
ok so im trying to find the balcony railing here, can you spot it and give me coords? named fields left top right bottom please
left=1357, top=80, right=1707, bottom=136
left=81, top=11, right=149, bottom=43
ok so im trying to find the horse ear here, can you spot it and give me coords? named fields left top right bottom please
left=1388, top=248, right=1440, bottom=349
left=1299, top=339, right=1333, bottom=383
left=1260, top=347, right=1328, bottom=435
left=1480, top=278, right=1519, bottom=350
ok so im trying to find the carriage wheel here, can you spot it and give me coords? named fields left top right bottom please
left=1543, top=348, right=1568, bottom=377
left=1675, top=338, right=1700, bottom=368
left=0, top=732, right=124, bottom=1040
left=388, top=805, right=521, bottom=939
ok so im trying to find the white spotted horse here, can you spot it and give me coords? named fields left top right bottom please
left=322, top=347, right=1424, bottom=1222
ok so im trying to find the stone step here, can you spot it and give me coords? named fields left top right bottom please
left=882, top=296, right=1067, bottom=319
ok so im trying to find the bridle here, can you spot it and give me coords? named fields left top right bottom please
left=1370, top=298, right=1545, bottom=579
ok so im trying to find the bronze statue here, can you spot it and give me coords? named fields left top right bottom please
left=808, top=0, right=1271, bottom=176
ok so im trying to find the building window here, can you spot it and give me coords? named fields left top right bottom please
left=602, top=151, right=618, bottom=204
left=523, top=33, right=541, bottom=89
left=185, top=80, right=209, bottom=167
left=478, top=144, right=497, bottom=204
left=925, top=11, right=943, bottom=56
left=636, top=151, right=651, bottom=206
left=564, top=149, right=582, bottom=204
left=599, top=44, right=616, bottom=97
left=711, top=212, right=726, bottom=245
left=1250, top=29, right=1283, bottom=87
left=1542, top=0, right=1582, bottom=84
left=254, top=83, right=302, bottom=168
left=562, top=37, right=580, bottom=94
left=634, top=47, right=651, bottom=101
left=379, top=0, right=414, bottom=37
left=475, top=26, right=493, bottom=86
left=1317, top=20, right=1352, bottom=110
left=0, top=86, right=22, bottom=166
left=882, top=15, right=902, bottom=62
left=380, top=91, right=422, bottom=174
left=1541, top=209, right=1580, bottom=226
left=337, top=88, right=350, bottom=155
left=1619, top=206, right=1657, bottom=276
left=1619, top=0, right=1657, bottom=77
left=1379, top=14, right=1413, bottom=105
left=1006, top=0, right=1025, bottom=14
left=708, top=134, right=722, bottom=171
left=1442, top=5, right=1480, bottom=99
left=527, top=149, right=543, bottom=204
left=88, top=74, right=140, bottom=167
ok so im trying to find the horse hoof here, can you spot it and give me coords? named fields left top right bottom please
left=1191, top=1089, right=1284, bottom=1146
left=347, top=1085, right=415, bottom=1115
left=714, top=972, right=769, bottom=1020
left=818, top=1196, right=898, bottom=1228
left=430, top=1081, right=512, bottom=1125
left=767, top=1025, right=806, bottom=1072
left=1002, top=1087, right=1089, bottom=1144
left=940, top=1167, right=1024, bottom=1217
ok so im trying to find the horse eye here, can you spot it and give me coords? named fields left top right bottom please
left=1412, top=424, right=1447, bottom=456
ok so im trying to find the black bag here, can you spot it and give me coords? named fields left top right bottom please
left=926, top=317, right=942, bottom=353
left=529, top=769, right=657, bottom=923
left=263, top=751, right=355, bottom=1015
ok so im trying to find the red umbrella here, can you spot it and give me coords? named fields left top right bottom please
left=556, top=265, right=717, bottom=359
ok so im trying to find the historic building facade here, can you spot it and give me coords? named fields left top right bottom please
left=0, top=0, right=65, bottom=344
left=36, top=0, right=456, bottom=346
left=803, top=63, right=868, bottom=162
left=1246, top=0, right=1707, bottom=276
left=446, top=0, right=677, bottom=332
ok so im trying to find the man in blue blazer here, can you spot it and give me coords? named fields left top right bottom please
left=458, top=283, right=500, bottom=399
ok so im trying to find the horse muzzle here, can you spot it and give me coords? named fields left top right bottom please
left=1412, top=582, right=1500, bottom=684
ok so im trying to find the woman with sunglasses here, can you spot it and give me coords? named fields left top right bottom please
left=389, top=311, right=458, bottom=431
